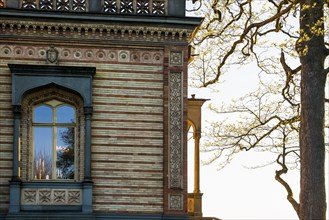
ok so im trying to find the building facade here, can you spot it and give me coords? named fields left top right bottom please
left=0, top=1, right=201, bottom=219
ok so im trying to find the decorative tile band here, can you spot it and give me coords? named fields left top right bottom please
left=21, top=188, right=82, bottom=205
left=169, top=194, right=183, bottom=210
left=22, top=0, right=87, bottom=11
left=169, top=72, right=183, bottom=189
left=17, top=0, right=166, bottom=15
left=0, top=45, right=163, bottom=64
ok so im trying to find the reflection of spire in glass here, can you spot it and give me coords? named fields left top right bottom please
left=33, top=127, right=52, bottom=180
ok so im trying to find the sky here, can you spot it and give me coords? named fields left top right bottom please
left=185, top=2, right=329, bottom=218
left=187, top=63, right=329, bottom=220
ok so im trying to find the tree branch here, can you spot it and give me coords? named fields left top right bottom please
left=280, top=50, right=301, bottom=109
left=275, top=129, right=300, bottom=218
left=202, top=1, right=298, bottom=87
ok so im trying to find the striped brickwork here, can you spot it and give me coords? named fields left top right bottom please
left=0, top=62, right=12, bottom=212
left=0, top=42, right=164, bottom=214
left=91, top=59, right=164, bottom=213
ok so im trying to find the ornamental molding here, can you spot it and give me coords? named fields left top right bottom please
left=169, top=194, right=183, bottom=210
left=21, top=188, right=82, bottom=205
left=0, top=45, right=163, bottom=64
left=46, top=45, right=59, bottom=64
left=170, top=51, right=183, bottom=66
left=0, top=19, right=191, bottom=42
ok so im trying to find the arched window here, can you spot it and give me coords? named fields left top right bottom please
left=32, top=100, right=76, bottom=180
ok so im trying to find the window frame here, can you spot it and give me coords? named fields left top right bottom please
left=32, top=101, right=77, bottom=181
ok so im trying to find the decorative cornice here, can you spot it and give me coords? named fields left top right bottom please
left=0, top=18, right=192, bottom=43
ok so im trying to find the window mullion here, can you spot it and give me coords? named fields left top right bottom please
left=52, top=108, right=56, bottom=180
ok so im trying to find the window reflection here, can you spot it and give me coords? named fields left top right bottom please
left=34, top=105, right=52, bottom=123
left=56, top=106, right=75, bottom=123
left=33, top=127, right=52, bottom=180
left=32, top=100, right=76, bottom=180
left=56, top=127, right=74, bottom=179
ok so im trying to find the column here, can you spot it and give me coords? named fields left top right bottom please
left=193, top=131, right=201, bottom=194
left=84, top=106, right=92, bottom=181
left=12, top=105, right=21, bottom=180
left=193, top=131, right=203, bottom=218
left=83, top=106, right=93, bottom=213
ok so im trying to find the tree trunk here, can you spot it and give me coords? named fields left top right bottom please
left=299, top=0, right=327, bottom=219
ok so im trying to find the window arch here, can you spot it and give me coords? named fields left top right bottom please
left=21, top=87, right=84, bottom=182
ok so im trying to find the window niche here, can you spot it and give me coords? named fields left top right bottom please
left=20, top=87, right=84, bottom=182
left=8, top=64, right=95, bottom=213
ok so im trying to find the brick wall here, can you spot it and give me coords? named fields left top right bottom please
left=0, top=61, right=12, bottom=212
left=0, top=42, right=165, bottom=213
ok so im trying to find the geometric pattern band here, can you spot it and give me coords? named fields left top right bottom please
left=19, top=0, right=166, bottom=14
left=169, top=72, right=183, bottom=189
left=21, top=189, right=82, bottom=205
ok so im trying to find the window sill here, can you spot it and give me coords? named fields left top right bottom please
left=22, top=181, right=82, bottom=188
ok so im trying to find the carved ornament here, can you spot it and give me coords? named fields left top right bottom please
left=169, top=72, right=183, bottom=189
left=0, top=19, right=191, bottom=42
left=21, top=188, right=82, bottom=205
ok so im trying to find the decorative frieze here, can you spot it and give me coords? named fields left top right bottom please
left=21, top=0, right=86, bottom=11
left=169, top=194, right=183, bottom=210
left=152, top=0, right=165, bottom=15
left=104, top=0, right=117, bottom=13
left=21, top=189, right=82, bottom=205
left=0, top=45, right=163, bottom=64
left=40, top=0, right=54, bottom=10
left=56, top=0, right=70, bottom=11
left=136, top=0, right=149, bottom=14
left=120, top=0, right=133, bottom=13
left=9, top=0, right=166, bottom=14
left=72, top=0, right=86, bottom=11
left=169, top=72, right=183, bottom=189
left=53, top=190, right=66, bottom=204
left=39, top=190, right=52, bottom=204
left=103, top=0, right=166, bottom=15
left=22, top=0, right=37, bottom=9
left=22, top=190, right=37, bottom=204
left=0, top=19, right=189, bottom=42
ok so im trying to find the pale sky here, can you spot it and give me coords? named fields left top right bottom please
left=188, top=65, right=329, bottom=220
